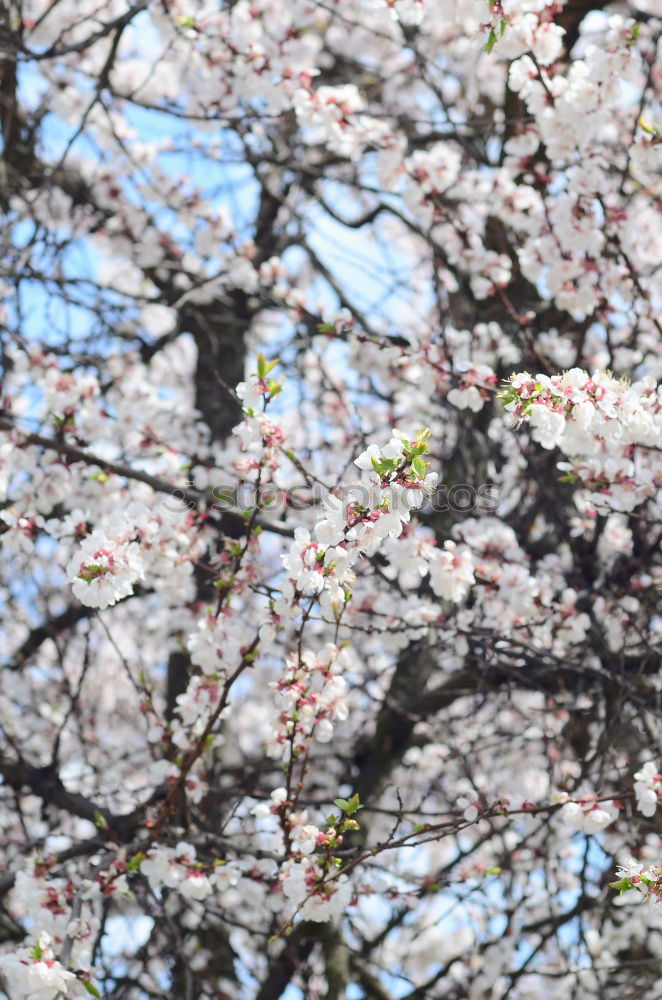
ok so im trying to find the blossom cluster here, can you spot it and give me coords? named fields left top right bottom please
left=634, top=762, right=662, bottom=819
left=141, top=842, right=214, bottom=901
left=0, top=933, right=81, bottom=1000
left=503, top=369, right=662, bottom=511
left=266, top=644, right=350, bottom=760
left=611, top=860, right=662, bottom=906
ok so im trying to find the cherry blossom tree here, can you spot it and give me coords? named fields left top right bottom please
left=0, top=0, right=661, bottom=997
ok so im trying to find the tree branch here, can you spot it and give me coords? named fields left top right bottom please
left=0, top=416, right=293, bottom=537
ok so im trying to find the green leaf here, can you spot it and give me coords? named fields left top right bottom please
left=609, top=877, right=634, bottom=894
left=639, top=118, right=660, bottom=137
left=338, top=793, right=363, bottom=816
left=485, top=29, right=497, bottom=54
left=50, top=410, right=69, bottom=426
left=94, top=811, right=109, bottom=830
left=484, top=866, right=502, bottom=876
left=254, top=351, right=280, bottom=385
left=82, top=980, right=103, bottom=998
left=411, top=456, right=427, bottom=480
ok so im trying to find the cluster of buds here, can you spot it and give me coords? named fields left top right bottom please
left=267, top=645, right=350, bottom=761
left=279, top=795, right=362, bottom=924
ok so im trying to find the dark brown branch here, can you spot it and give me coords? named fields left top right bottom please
left=6, top=1, right=150, bottom=63
left=254, top=923, right=318, bottom=1000
left=0, top=754, right=140, bottom=841
left=0, top=416, right=293, bottom=537
left=352, top=639, right=437, bottom=806
left=6, top=603, right=94, bottom=671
